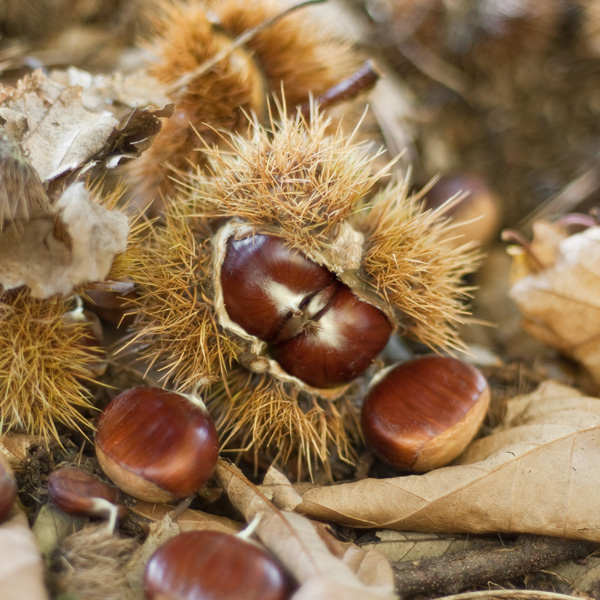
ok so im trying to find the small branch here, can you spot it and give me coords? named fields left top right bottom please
left=166, top=0, right=326, bottom=96
left=394, top=37, right=472, bottom=101
left=500, top=229, right=545, bottom=272
left=517, top=167, right=600, bottom=235
left=299, top=60, right=381, bottom=117
left=437, top=591, right=587, bottom=600
left=393, top=535, right=597, bottom=599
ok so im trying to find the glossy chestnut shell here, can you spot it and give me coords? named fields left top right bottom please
left=0, top=454, right=17, bottom=524
left=47, top=466, right=123, bottom=519
left=143, top=530, right=291, bottom=600
left=361, top=356, right=490, bottom=472
left=221, top=233, right=392, bottom=388
left=95, top=388, right=219, bottom=502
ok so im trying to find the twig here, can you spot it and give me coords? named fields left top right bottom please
left=299, top=60, right=381, bottom=117
left=436, top=591, right=589, bottom=600
left=517, top=167, right=600, bottom=235
left=166, top=0, right=326, bottom=96
left=393, top=535, right=597, bottom=599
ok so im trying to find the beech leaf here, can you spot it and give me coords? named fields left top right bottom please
left=293, top=381, right=600, bottom=542
left=509, top=222, right=600, bottom=387
left=0, top=69, right=173, bottom=184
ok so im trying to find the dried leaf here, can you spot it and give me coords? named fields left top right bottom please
left=0, top=182, right=128, bottom=298
left=509, top=223, right=600, bottom=386
left=0, top=434, right=43, bottom=471
left=215, top=462, right=397, bottom=600
left=127, top=501, right=242, bottom=535
left=359, top=530, right=499, bottom=564
left=550, top=555, right=600, bottom=597
left=0, top=508, right=49, bottom=600
left=0, top=68, right=173, bottom=185
left=294, top=381, right=600, bottom=542
left=32, top=503, right=86, bottom=562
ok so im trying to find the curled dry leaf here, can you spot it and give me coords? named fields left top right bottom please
left=0, top=183, right=128, bottom=298
left=0, top=508, right=49, bottom=600
left=294, top=381, right=600, bottom=542
left=508, top=222, right=600, bottom=387
left=0, top=68, right=172, bottom=184
left=0, top=433, right=43, bottom=471
left=215, top=462, right=397, bottom=600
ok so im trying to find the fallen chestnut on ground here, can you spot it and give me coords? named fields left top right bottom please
left=143, top=530, right=291, bottom=600
left=47, top=466, right=125, bottom=529
left=361, top=355, right=490, bottom=472
left=95, top=387, right=219, bottom=502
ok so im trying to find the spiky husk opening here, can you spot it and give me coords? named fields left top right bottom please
left=189, top=109, right=479, bottom=350
left=116, top=206, right=242, bottom=389
left=358, top=184, right=480, bottom=351
left=188, top=109, right=380, bottom=255
left=121, top=108, right=478, bottom=472
left=0, top=289, right=101, bottom=442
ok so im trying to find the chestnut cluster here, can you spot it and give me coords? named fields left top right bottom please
left=221, top=234, right=393, bottom=389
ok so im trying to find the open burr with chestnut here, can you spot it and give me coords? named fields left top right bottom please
left=119, top=108, right=480, bottom=472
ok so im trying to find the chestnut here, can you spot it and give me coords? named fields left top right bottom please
left=47, top=466, right=125, bottom=529
left=0, top=454, right=17, bottom=524
left=221, top=234, right=334, bottom=342
left=274, top=284, right=393, bottom=389
left=95, top=387, right=219, bottom=503
left=83, top=279, right=137, bottom=327
left=143, top=530, right=291, bottom=600
left=221, top=233, right=392, bottom=388
left=422, top=174, right=500, bottom=247
left=361, top=356, right=490, bottom=472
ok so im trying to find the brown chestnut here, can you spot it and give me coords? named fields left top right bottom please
left=221, top=234, right=334, bottom=342
left=47, top=466, right=125, bottom=529
left=274, top=284, right=393, bottom=389
left=423, top=174, right=500, bottom=247
left=95, top=387, right=219, bottom=503
left=221, top=233, right=392, bottom=388
left=0, top=454, right=17, bottom=524
left=143, top=530, right=291, bottom=600
left=361, top=356, right=490, bottom=472
left=83, top=280, right=137, bottom=327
